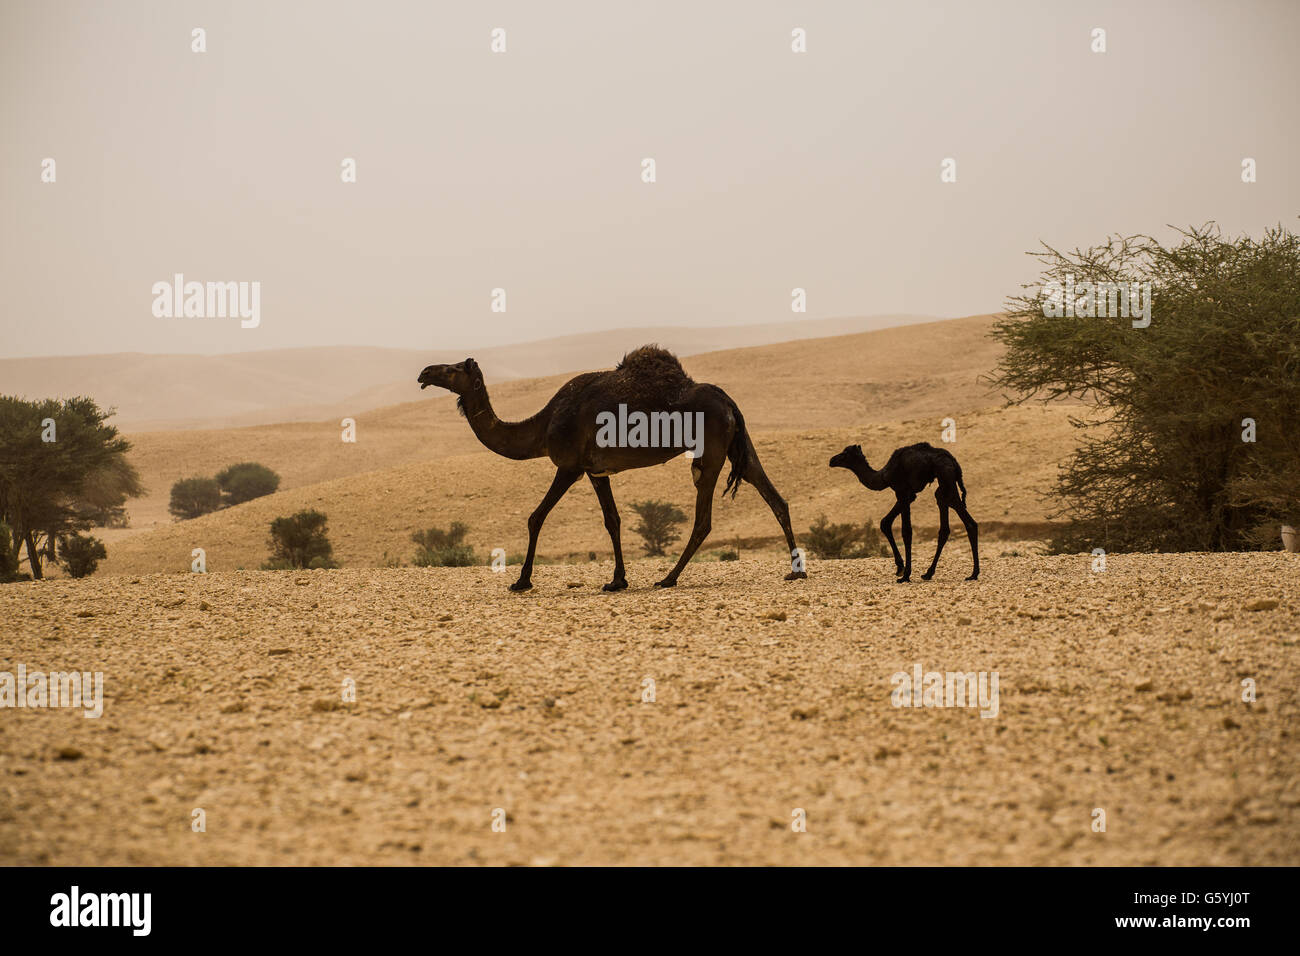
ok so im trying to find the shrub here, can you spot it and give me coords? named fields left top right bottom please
left=805, top=514, right=872, bottom=559
left=60, top=533, right=107, bottom=578
left=265, top=509, right=337, bottom=569
left=216, top=462, right=281, bottom=506
left=411, top=522, right=478, bottom=567
left=718, top=548, right=740, bottom=561
left=630, top=500, right=686, bottom=556
left=169, top=476, right=222, bottom=520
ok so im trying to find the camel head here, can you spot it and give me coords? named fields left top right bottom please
left=418, top=358, right=483, bottom=395
left=829, top=444, right=868, bottom=471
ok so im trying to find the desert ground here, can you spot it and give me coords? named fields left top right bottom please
left=2, top=552, right=1296, bottom=865
left=4, top=315, right=1297, bottom=865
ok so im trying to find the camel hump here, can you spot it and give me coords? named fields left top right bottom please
left=616, top=345, right=690, bottom=380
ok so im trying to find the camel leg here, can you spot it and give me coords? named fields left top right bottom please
left=954, top=500, right=980, bottom=580
left=879, top=501, right=904, bottom=577
left=588, top=474, right=627, bottom=592
left=898, top=502, right=913, bottom=582
left=743, top=452, right=806, bottom=580
left=653, top=465, right=721, bottom=588
left=511, top=467, right=582, bottom=591
left=921, top=487, right=952, bottom=581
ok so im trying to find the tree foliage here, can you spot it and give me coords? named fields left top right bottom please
left=989, top=223, right=1300, bottom=552
left=0, top=521, right=25, bottom=583
left=169, top=476, right=223, bottom=521
left=216, top=461, right=281, bottom=506
left=76, top=455, right=141, bottom=528
left=0, top=395, right=140, bottom=579
left=630, top=499, right=686, bottom=556
left=265, top=509, right=337, bottom=569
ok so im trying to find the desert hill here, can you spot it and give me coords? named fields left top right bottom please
left=108, top=314, right=1007, bottom=534
left=95, top=311, right=1081, bottom=576
left=99, top=403, right=1071, bottom=577
left=1, top=313, right=938, bottom=430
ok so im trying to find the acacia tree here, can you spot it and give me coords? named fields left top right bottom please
left=989, top=223, right=1300, bottom=552
left=0, top=396, right=141, bottom=578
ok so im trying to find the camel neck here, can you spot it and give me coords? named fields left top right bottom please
left=459, top=386, right=549, bottom=461
left=854, top=462, right=888, bottom=491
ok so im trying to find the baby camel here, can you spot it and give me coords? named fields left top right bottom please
left=829, top=442, right=979, bottom=582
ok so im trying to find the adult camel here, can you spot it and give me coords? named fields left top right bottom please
left=418, top=346, right=807, bottom=591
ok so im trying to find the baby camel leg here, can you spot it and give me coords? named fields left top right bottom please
left=921, top=487, right=953, bottom=580
left=954, top=499, right=979, bottom=580
left=898, top=502, right=913, bottom=582
left=880, top=501, right=904, bottom=577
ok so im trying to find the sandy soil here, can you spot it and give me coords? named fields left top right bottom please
left=2, top=552, right=1296, bottom=865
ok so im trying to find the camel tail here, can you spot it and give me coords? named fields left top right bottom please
left=957, top=467, right=968, bottom=505
left=719, top=391, right=750, bottom=500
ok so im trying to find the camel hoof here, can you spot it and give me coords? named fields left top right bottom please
left=509, top=579, right=533, bottom=592
left=920, top=572, right=934, bottom=581
left=653, top=578, right=677, bottom=589
left=602, top=579, right=628, bottom=592
left=966, top=573, right=980, bottom=581
left=784, top=571, right=807, bottom=581
left=896, top=575, right=911, bottom=583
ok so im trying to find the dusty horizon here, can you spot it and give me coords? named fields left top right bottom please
left=0, top=310, right=941, bottom=362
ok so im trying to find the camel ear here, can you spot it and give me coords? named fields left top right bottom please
left=464, top=357, right=484, bottom=387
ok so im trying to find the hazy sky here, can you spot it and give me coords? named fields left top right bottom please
left=2, top=0, right=1297, bottom=358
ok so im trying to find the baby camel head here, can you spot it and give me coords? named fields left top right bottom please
left=418, top=358, right=484, bottom=395
left=829, top=444, right=868, bottom=471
